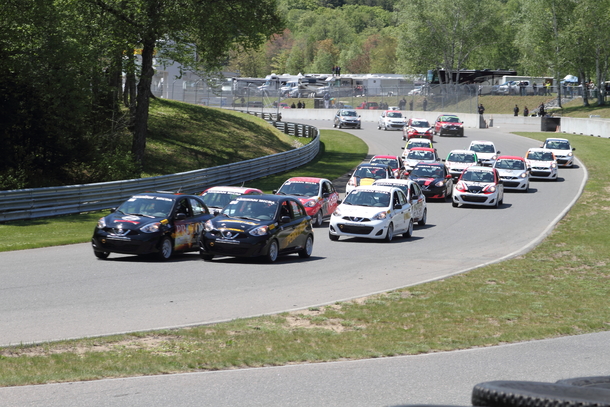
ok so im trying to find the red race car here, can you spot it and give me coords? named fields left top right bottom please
left=274, top=177, right=340, bottom=227
left=402, top=118, right=434, bottom=141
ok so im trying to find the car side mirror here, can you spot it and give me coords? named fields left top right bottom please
left=394, top=204, right=402, bottom=210
left=572, top=147, right=576, bottom=151
left=175, top=213, right=187, bottom=220
left=213, top=209, right=221, bottom=216
left=323, top=193, right=330, bottom=198
left=446, top=174, right=452, bottom=179
left=496, top=151, right=501, bottom=154
left=280, top=216, right=291, bottom=224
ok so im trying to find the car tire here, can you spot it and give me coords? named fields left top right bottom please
left=418, top=208, right=427, bottom=226
left=384, top=223, right=394, bottom=242
left=94, top=251, right=110, bottom=260
left=298, top=235, right=314, bottom=258
left=265, top=239, right=279, bottom=263
left=157, top=236, right=173, bottom=261
left=471, top=380, right=610, bottom=407
left=200, top=252, right=214, bottom=261
left=556, top=376, right=610, bottom=389
left=339, top=123, right=343, bottom=129
left=403, top=219, right=413, bottom=238
left=333, top=122, right=337, bottom=128
left=313, top=211, right=323, bottom=227
left=452, top=200, right=458, bottom=208
left=329, top=232, right=339, bottom=241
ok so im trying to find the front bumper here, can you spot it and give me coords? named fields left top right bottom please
left=438, top=126, right=463, bottom=136
left=554, top=155, right=574, bottom=167
left=329, top=218, right=389, bottom=240
left=453, top=191, right=500, bottom=206
left=500, top=176, right=529, bottom=190
left=529, top=166, right=558, bottom=180
left=200, top=233, right=270, bottom=258
left=91, top=233, right=162, bottom=255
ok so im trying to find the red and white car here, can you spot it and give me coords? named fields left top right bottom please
left=402, top=118, right=434, bottom=141
left=274, top=177, right=340, bottom=227
left=369, top=155, right=407, bottom=179
left=403, top=147, right=441, bottom=172
left=200, top=186, right=263, bottom=214
left=525, top=148, right=558, bottom=180
left=434, top=114, right=464, bottom=137
left=452, top=166, right=504, bottom=208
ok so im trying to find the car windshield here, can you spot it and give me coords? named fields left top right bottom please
left=448, top=153, right=475, bottom=163
left=201, top=191, right=238, bottom=209
left=441, top=116, right=459, bottom=123
left=354, top=166, right=388, bottom=179
left=528, top=151, right=554, bottom=161
left=341, top=110, right=357, bottom=117
left=470, top=144, right=495, bottom=153
left=408, top=150, right=434, bottom=160
left=408, top=140, right=431, bottom=148
left=117, top=196, right=173, bottom=218
left=546, top=140, right=570, bottom=150
left=387, top=112, right=402, bottom=118
left=462, top=170, right=495, bottom=183
left=495, top=159, right=525, bottom=170
left=277, top=181, right=319, bottom=197
left=221, top=198, right=278, bottom=220
left=371, top=158, right=399, bottom=168
left=411, top=166, right=443, bottom=178
left=411, top=120, right=429, bottom=127
left=343, top=190, right=391, bottom=207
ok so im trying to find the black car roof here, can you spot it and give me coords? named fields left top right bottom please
left=356, top=163, right=392, bottom=169
left=233, top=193, right=298, bottom=203
left=134, top=192, right=201, bottom=200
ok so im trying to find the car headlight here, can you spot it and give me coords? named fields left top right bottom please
left=204, top=219, right=214, bottom=232
left=551, top=163, right=557, bottom=168
left=140, top=222, right=161, bottom=233
left=483, top=185, right=497, bottom=194
left=567, top=152, right=573, bottom=157
left=249, top=225, right=269, bottom=236
left=435, top=181, right=445, bottom=187
left=455, top=181, right=467, bottom=192
left=332, top=208, right=342, bottom=217
left=304, top=199, right=317, bottom=208
left=519, top=172, right=527, bottom=178
left=97, top=217, right=106, bottom=229
left=372, top=211, right=388, bottom=220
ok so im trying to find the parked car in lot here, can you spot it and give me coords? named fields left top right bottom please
left=346, top=163, right=396, bottom=194
left=525, top=148, right=558, bottom=180
left=329, top=185, right=414, bottom=242
left=434, top=114, right=464, bottom=136
left=444, top=149, right=478, bottom=180
left=402, top=118, right=434, bottom=141
left=274, top=177, right=339, bottom=227
left=199, top=194, right=314, bottom=262
left=372, top=179, right=428, bottom=226
left=356, top=101, right=379, bottom=110
left=333, top=109, right=361, bottom=129
left=541, top=138, right=575, bottom=167
left=468, top=140, right=500, bottom=166
left=200, top=186, right=263, bottom=214
left=369, top=155, right=407, bottom=179
left=403, top=147, right=441, bottom=172
left=92, top=192, right=213, bottom=260
left=378, top=110, right=406, bottom=130
left=452, top=166, right=504, bottom=208
left=408, top=162, right=454, bottom=200
left=492, top=156, right=530, bottom=192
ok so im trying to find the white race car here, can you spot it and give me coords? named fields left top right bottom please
left=492, top=156, right=530, bottom=192
left=378, top=110, right=406, bottom=131
left=452, top=166, right=504, bottom=208
left=372, top=179, right=427, bottom=226
left=444, top=149, right=478, bottom=179
left=329, top=185, right=414, bottom=242
left=541, top=137, right=575, bottom=167
left=468, top=140, right=500, bottom=166
left=525, top=148, right=558, bottom=180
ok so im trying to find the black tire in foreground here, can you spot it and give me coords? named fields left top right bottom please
left=556, top=376, right=610, bottom=390
left=472, top=380, right=610, bottom=407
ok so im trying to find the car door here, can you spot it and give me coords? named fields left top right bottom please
left=391, top=190, right=408, bottom=233
left=321, top=180, right=339, bottom=217
left=409, top=183, right=425, bottom=221
left=173, top=197, right=208, bottom=251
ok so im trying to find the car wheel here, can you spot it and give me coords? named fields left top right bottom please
left=418, top=208, right=427, bottom=226
left=333, top=122, right=337, bottom=128
left=403, top=219, right=413, bottom=238
left=384, top=125, right=388, bottom=131
left=298, top=235, right=314, bottom=258
left=157, top=236, right=173, bottom=261
left=472, top=380, right=610, bottom=407
left=329, top=232, right=339, bottom=241
left=94, top=251, right=110, bottom=260
left=313, top=211, right=323, bottom=227
left=338, top=123, right=343, bottom=129
left=265, top=239, right=279, bottom=263
left=384, top=223, right=394, bottom=242
left=452, top=200, right=458, bottom=208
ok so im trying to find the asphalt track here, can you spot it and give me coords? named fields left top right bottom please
left=2, top=120, right=606, bottom=406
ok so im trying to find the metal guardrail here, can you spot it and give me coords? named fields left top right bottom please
left=0, top=120, right=319, bottom=222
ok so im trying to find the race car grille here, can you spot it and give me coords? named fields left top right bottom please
left=110, top=228, right=133, bottom=236
left=504, top=181, right=521, bottom=187
left=338, top=224, right=374, bottom=234
left=462, top=195, right=488, bottom=203
left=342, top=216, right=371, bottom=222
left=531, top=170, right=551, bottom=177
left=466, top=186, right=484, bottom=193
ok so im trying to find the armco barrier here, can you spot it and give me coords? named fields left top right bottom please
left=0, top=120, right=319, bottom=222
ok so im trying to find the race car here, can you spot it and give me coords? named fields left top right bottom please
left=274, top=177, right=340, bottom=227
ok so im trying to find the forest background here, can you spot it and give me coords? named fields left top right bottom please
left=1, top=0, right=608, bottom=190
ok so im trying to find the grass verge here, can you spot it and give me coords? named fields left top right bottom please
left=0, top=132, right=608, bottom=387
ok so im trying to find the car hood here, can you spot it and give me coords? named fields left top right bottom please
left=337, top=204, right=391, bottom=218
left=496, top=169, right=526, bottom=177
left=547, top=148, right=570, bottom=156
left=447, top=161, right=472, bottom=170
left=526, top=160, right=554, bottom=167
left=104, top=213, right=167, bottom=231
left=409, top=126, right=432, bottom=132
left=406, top=158, right=436, bottom=167
left=475, top=152, right=496, bottom=160
left=210, top=216, right=271, bottom=232
left=410, top=176, right=443, bottom=186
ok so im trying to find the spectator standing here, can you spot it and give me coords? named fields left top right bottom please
left=423, top=98, right=428, bottom=111
left=323, top=92, right=330, bottom=109
left=513, top=104, right=519, bottom=116
left=533, top=82, right=538, bottom=95
left=301, top=100, right=306, bottom=108
left=399, top=97, right=406, bottom=110
left=545, top=81, right=551, bottom=95
left=409, top=99, right=413, bottom=111
left=291, top=102, right=296, bottom=109
left=524, top=106, right=529, bottom=116
left=297, top=100, right=302, bottom=109
left=478, top=103, right=485, bottom=115
left=538, top=103, right=545, bottom=117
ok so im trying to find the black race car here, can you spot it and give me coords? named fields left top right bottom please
left=199, top=194, right=314, bottom=262
left=91, top=192, right=212, bottom=260
left=408, top=162, right=454, bottom=200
